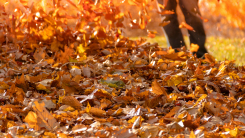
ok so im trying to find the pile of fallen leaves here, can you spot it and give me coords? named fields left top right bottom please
left=0, top=0, right=245, bottom=137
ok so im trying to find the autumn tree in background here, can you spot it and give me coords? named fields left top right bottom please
left=199, top=0, right=245, bottom=37
left=200, top=0, right=245, bottom=29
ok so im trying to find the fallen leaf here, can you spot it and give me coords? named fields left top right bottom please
left=151, top=79, right=168, bottom=98
left=89, top=107, right=106, bottom=117
left=32, top=101, right=59, bottom=131
left=62, top=96, right=81, bottom=109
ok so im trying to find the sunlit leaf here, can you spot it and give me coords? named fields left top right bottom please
left=151, top=79, right=168, bottom=98
left=179, top=22, right=194, bottom=31
left=190, top=43, right=199, bottom=53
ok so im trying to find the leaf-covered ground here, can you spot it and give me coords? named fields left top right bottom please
left=0, top=0, right=245, bottom=138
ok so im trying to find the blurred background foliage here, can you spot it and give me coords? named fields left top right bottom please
left=1, top=0, right=244, bottom=65
left=116, top=0, right=245, bottom=38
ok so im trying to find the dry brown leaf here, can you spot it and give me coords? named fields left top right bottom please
left=89, top=107, right=106, bottom=117
left=205, top=53, right=216, bottom=63
left=15, top=73, right=28, bottom=92
left=83, top=67, right=91, bottom=78
left=164, top=106, right=181, bottom=118
left=62, top=96, right=81, bottom=109
left=33, top=47, right=45, bottom=63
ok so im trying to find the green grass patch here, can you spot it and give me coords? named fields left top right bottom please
left=131, top=36, right=245, bottom=66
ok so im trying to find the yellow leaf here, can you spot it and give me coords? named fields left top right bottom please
left=58, top=94, right=65, bottom=104
left=24, top=111, right=40, bottom=130
left=7, top=121, right=16, bottom=129
left=195, top=86, right=205, bottom=94
left=128, top=116, right=144, bottom=124
left=224, top=45, right=235, bottom=51
left=177, top=112, right=187, bottom=119
left=190, top=131, right=196, bottom=138
left=77, top=44, right=87, bottom=54
left=190, top=43, right=199, bottom=52
left=193, top=94, right=207, bottom=107
left=230, top=127, right=239, bottom=137
left=169, top=93, right=178, bottom=102
left=157, top=59, right=164, bottom=63
left=167, top=75, right=183, bottom=86
left=78, top=54, right=87, bottom=61
left=228, top=71, right=239, bottom=80
left=72, top=66, right=79, bottom=69
left=36, top=84, right=47, bottom=91
left=63, top=106, right=75, bottom=112
left=85, top=102, right=91, bottom=113
left=39, top=25, right=54, bottom=40
left=216, top=62, right=226, bottom=77
left=52, top=63, right=59, bottom=68
left=189, top=78, right=197, bottom=82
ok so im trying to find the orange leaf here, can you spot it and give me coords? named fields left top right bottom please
left=179, top=22, right=194, bottom=31
left=205, top=53, right=216, bottom=63
left=164, top=106, right=181, bottom=118
left=190, top=43, right=199, bottom=52
left=25, top=101, right=59, bottom=131
left=158, top=10, right=175, bottom=15
left=190, top=131, right=196, bottom=138
left=151, top=80, right=168, bottom=98
left=62, top=96, right=81, bottom=109
left=159, top=21, right=170, bottom=27
left=90, top=107, right=106, bottom=117
left=158, top=3, right=165, bottom=10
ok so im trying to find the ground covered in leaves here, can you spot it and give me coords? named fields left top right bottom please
left=1, top=0, right=245, bottom=137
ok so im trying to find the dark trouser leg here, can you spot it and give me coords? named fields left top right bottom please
left=179, top=0, right=208, bottom=58
left=158, top=0, right=185, bottom=49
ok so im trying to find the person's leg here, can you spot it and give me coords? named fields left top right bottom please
left=158, top=0, right=185, bottom=49
left=179, top=0, right=208, bottom=58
